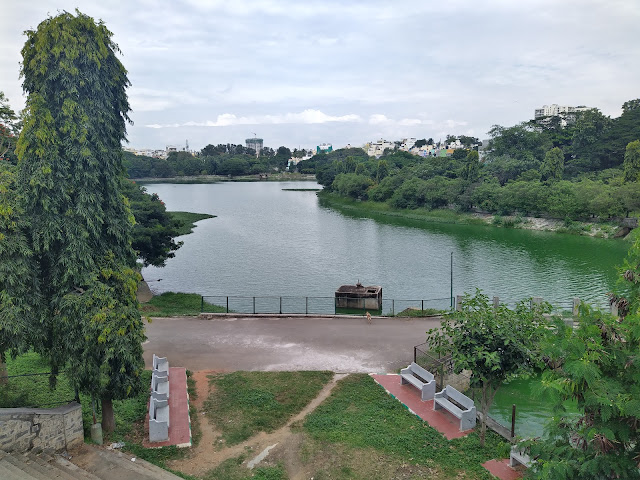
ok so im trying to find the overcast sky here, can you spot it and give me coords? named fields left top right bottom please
left=1, top=1, right=639, bottom=152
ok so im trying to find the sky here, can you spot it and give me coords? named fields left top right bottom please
left=1, top=0, right=639, bottom=152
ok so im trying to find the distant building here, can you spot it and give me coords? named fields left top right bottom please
left=317, top=143, right=333, bottom=154
left=367, top=139, right=394, bottom=157
left=534, top=104, right=590, bottom=127
left=399, top=138, right=417, bottom=152
left=246, top=137, right=264, bottom=154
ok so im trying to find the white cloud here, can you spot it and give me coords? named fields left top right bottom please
left=145, top=109, right=362, bottom=128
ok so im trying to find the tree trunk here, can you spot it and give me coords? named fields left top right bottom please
left=0, top=354, right=7, bottom=386
left=101, top=397, right=115, bottom=433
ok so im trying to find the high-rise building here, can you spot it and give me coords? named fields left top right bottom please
left=246, top=137, right=264, bottom=154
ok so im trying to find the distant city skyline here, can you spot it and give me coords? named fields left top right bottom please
left=2, top=1, right=639, bottom=152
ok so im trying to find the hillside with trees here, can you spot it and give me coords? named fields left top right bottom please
left=308, top=102, right=640, bottom=224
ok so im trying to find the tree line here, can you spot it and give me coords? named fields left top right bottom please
left=124, top=144, right=302, bottom=178
left=304, top=103, right=640, bottom=223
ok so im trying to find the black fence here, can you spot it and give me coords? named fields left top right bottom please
left=201, top=295, right=453, bottom=316
left=0, top=371, right=78, bottom=409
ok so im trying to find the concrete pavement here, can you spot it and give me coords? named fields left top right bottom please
left=142, top=314, right=443, bottom=373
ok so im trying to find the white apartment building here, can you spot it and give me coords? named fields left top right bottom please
left=534, top=104, right=589, bottom=119
left=367, top=139, right=395, bottom=157
left=399, top=138, right=417, bottom=152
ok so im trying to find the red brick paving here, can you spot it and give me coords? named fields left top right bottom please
left=144, top=367, right=192, bottom=448
left=482, top=459, right=523, bottom=480
left=371, top=374, right=471, bottom=440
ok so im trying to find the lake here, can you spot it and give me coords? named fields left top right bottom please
left=140, top=181, right=628, bottom=309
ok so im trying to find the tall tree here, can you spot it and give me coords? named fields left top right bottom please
left=0, top=92, right=20, bottom=163
left=426, top=290, right=549, bottom=446
left=15, top=10, right=145, bottom=431
left=542, top=147, right=564, bottom=180
left=623, top=140, right=640, bottom=183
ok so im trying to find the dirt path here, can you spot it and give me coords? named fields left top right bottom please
left=168, top=371, right=347, bottom=478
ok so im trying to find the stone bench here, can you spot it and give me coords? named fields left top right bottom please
left=153, top=354, right=169, bottom=377
left=510, top=445, right=532, bottom=468
left=151, top=371, right=169, bottom=401
left=434, top=384, right=476, bottom=431
left=149, top=397, right=170, bottom=442
left=400, top=362, right=436, bottom=401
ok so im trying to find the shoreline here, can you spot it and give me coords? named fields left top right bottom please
left=132, top=173, right=317, bottom=184
left=318, top=193, right=630, bottom=239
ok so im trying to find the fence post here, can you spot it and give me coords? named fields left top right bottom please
left=511, top=404, right=516, bottom=440
left=573, top=297, right=580, bottom=316
left=253, top=297, right=256, bottom=314
left=530, top=297, right=543, bottom=309
left=226, top=296, right=229, bottom=313
left=306, top=297, right=308, bottom=315
left=413, top=346, right=417, bottom=363
left=456, top=295, right=463, bottom=311
left=610, top=301, right=619, bottom=317
left=422, top=299, right=424, bottom=311
left=280, top=296, right=282, bottom=314
left=392, top=299, right=395, bottom=316
left=201, top=296, right=204, bottom=312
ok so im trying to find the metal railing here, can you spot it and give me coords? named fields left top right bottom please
left=201, top=295, right=453, bottom=316
left=0, top=371, right=78, bottom=409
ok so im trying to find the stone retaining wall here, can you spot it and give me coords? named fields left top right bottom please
left=0, top=402, right=83, bottom=453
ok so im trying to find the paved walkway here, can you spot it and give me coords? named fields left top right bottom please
left=144, top=367, right=191, bottom=448
left=371, top=374, right=470, bottom=440
left=143, top=314, right=443, bottom=373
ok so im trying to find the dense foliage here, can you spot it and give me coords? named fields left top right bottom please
left=4, top=11, right=145, bottom=431
left=426, top=290, right=549, bottom=446
left=120, top=179, right=182, bottom=267
left=306, top=104, right=640, bottom=222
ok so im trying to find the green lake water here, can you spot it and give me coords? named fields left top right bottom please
left=141, top=181, right=629, bottom=308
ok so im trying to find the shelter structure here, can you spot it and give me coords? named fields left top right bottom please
left=335, top=282, right=382, bottom=311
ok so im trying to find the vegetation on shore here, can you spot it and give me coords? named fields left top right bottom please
left=169, top=211, right=215, bottom=236
left=140, top=292, right=226, bottom=316
left=319, top=191, right=622, bottom=237
left=297, top=101, right=640, bottom=234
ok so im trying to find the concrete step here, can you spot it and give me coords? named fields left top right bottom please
left=93, top=449, right=184, bottom=480
left=29, top=451, right=101, bottom=480
left=4, top=452, right=53, bottom=480
left=0, top=458, right=31, bottom=480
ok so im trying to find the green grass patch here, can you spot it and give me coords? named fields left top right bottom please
left=205, top=371, right=333, bottom=446
left=304, top=374, right=509, bottom=479
left=395, top=308, right=444, bottom=317
left=168, top=211, right=215, bottom=235
left=203, top=455, right=288, bottom=480
left=140, top=292, right=227, bottom=317
left=318, top=192, right=488, bottom=227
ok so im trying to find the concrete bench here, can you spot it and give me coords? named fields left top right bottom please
left=400, top=362, right=436, bottom=401
left=149, top=397, right=170, bottom=442
left=434, top=384, right=476, bottom=431
left=510, top=445, right=532, bottom=468
left=153, top=354, right=169, bottom=377
left=151, top=371, right=170, bottom=401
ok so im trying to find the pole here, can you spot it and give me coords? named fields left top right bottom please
left=450, top=252, right=453, bottom=309
left=511, top=404, right=516, bottom=439
left=201, top=295, right=204, bottom=312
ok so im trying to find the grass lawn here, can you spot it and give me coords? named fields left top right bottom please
left=168, top=211, right=215, bottom=235
left=140, top=292, right=227, bottom=316
left=302, top=374, right=509, bottom=479
left=205, top=371, right=333, bottom=445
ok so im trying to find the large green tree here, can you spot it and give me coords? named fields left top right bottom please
left=623, top=140, right=640, bottom=183
left=426, top=290, right=549, bottom=446
left=14, top=10, right=145, bottom=431
left=121, top=179, right=182, bottom=267
left=0, top=92, right=20, bottom=163
left=541, top=147, right=564, bottom=180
